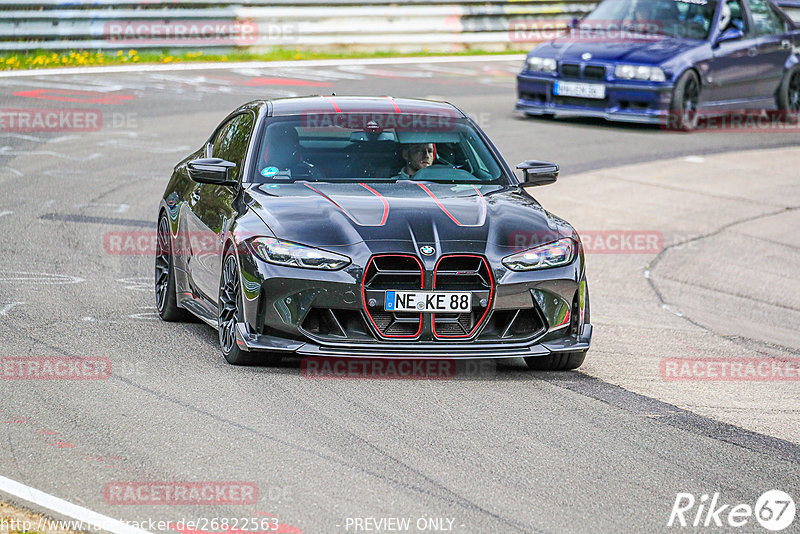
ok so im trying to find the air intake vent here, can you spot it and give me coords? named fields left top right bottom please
left=478, top=308, right=547, bottom=341
left=301, top=308, right=374, bottom=341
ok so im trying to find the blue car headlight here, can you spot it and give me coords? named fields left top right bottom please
left=250, top=237, right=351, bottom=270
left=614, top=65, right=666, bottom=82
left=527, top=57, right=557, bottom=73
left=502, top=238, right=576, bottom=271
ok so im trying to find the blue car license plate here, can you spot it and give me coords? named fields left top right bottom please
left=553, top=81, right=606, bottom=99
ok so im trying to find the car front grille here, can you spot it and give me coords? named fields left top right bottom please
left=560, top=63, right=606, bottom=81
left=362, top=254, right=423, bottom=338
left=584, top=65, right=606, bottom=80
left=432, top=255, right=493, bottom=338
left=561, top=63, right=581, bottom=78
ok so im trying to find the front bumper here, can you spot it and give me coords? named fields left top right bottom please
left=516, top=71, right=674, bottom=124
left=235, top=323, right=592, bottom=359
left=233, top=243, right=591, bottom=359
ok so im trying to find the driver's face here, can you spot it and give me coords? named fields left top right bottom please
left=405, top=143, right=434, bottom=172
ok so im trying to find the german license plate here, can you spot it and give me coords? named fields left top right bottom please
left=384, top=291, right=472, bottom=313
left=553, top=81, right=606, bottom=99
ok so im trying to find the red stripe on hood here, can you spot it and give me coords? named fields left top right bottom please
left=416, top=183, right=487, bottom=227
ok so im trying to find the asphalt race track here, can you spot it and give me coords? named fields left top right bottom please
left=1, top=57, right=799, bottom=533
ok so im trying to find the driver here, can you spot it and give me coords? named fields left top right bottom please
left=718, top=1, right=731, bottom=31
left=394, top=143, right=435, bottom=179
left=625, top=0, right=655, bottom=35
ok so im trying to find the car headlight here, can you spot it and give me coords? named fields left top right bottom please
left=526, top=57, right=557, bottom=73
left=614, top=65, right=666, bottom=81
left=250, top=237, right=351, bottom=270
left=502, top=238, right=576, bottom=271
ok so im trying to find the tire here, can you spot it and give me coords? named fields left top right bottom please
left=669, top=70, right=701, bottom=131
left=218, top=253, right=256, bottom=365
left=777, top=65, right=800, bottom=112
left=525, top=351, right=586, bottom=370
left=155, top=215, right=191, bottom=322
left=218, top=252, right=282, bottom=366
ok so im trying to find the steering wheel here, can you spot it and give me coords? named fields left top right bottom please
left=433, top=155, right=474, bottom=174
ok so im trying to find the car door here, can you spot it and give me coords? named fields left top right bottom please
left=187, top=111, right=255, bottom=302
left=750, top=0, right=795, bottom=98
left=705, top=0, right=765, bottom=105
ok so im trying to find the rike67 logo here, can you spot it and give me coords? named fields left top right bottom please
left=668, top=490, right=795, bottom=531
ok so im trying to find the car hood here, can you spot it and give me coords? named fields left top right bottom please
left=540, top=36, right=698, bottom=64
left=244, top=181, right=574, bottom=252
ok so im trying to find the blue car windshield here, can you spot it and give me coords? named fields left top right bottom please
left=251, top=114, right=506, bottom=184
left=583, top=0, right=719, bottom=39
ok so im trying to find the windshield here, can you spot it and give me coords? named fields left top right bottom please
left=250, top=114, right=506, bottom=184
left=583, top=0, right=719, bottom=39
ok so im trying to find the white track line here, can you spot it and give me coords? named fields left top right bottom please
left=0, top=474, right=152, bottom=534
left=0, top=54, right=525, bottom=78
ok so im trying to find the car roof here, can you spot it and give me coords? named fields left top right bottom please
left=264, top=96, right=467, bottom=118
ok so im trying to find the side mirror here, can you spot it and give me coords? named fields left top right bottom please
left=713, top=27, right=744, bottom=47
left=187, top=158, right=237, bottom=185
left=516, top=160, right=559, bottom=186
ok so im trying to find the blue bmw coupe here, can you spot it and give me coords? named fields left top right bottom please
left=516, top=0, right=800, bottom=129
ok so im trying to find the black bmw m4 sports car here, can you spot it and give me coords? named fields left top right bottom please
left=155, top=96, right=591, bottom=369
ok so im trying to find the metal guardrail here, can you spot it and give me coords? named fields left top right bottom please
left=0, top=1, right=598, bottom=52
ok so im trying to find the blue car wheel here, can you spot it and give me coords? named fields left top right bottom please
left=670, top=70, right=701, bottom=131
left=778, top=66, right=800, bottom=112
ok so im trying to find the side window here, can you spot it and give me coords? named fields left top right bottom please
left=748, top=0, right=787, bottom=34
left=211, top=112, right=255, bottom=182
left=783, top=6, right=800, bottom=25
left=724, top=0, right=748, bottom=33
left=768, top=3, right=790, bottom=32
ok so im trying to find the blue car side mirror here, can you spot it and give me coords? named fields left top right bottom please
left=714, top=27, right=744, bottom=47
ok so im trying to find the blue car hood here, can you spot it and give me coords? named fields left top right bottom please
left=542, top=36, right=699, bottom=64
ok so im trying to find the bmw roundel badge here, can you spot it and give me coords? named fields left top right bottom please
left=420, top=245, right=435, bottom=256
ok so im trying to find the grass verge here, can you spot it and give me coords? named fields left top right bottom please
left=0, top=499, right=83, bottom=534
left=0, top=48, right=523, bottom=71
